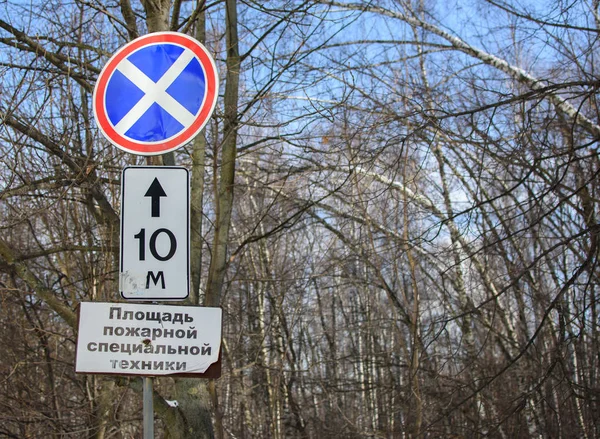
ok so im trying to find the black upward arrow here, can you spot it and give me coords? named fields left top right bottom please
left=145, top=178, right=167, bottom=217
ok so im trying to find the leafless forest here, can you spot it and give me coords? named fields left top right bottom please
left=1, top=0, right=599, bottom=437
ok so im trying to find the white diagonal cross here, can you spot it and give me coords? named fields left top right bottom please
left=114, top=49, right=196, bottom=135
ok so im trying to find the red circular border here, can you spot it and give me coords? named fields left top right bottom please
left=93, top=32, right=218, bottom=155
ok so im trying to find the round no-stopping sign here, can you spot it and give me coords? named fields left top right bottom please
left=93, top=32, right=218, bottom=155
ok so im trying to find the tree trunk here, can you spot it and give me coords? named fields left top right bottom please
left=204, top=0, right=240, bottom=307
left=140, top=1, right=217, bottom=437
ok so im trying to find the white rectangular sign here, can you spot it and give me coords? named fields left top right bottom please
left=120, top=166, right=189, bottom=300
left=75, top=302, right=221, bottom=376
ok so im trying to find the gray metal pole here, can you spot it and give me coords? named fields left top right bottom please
left=143, top=376, right=154, bottom=438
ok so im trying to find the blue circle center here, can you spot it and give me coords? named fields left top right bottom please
left=105, top=44, right=206, bottom=142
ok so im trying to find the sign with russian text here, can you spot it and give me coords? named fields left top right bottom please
left=75, top=302, right=221, bottom=377
left=120, top=166, right=189, bottom=300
